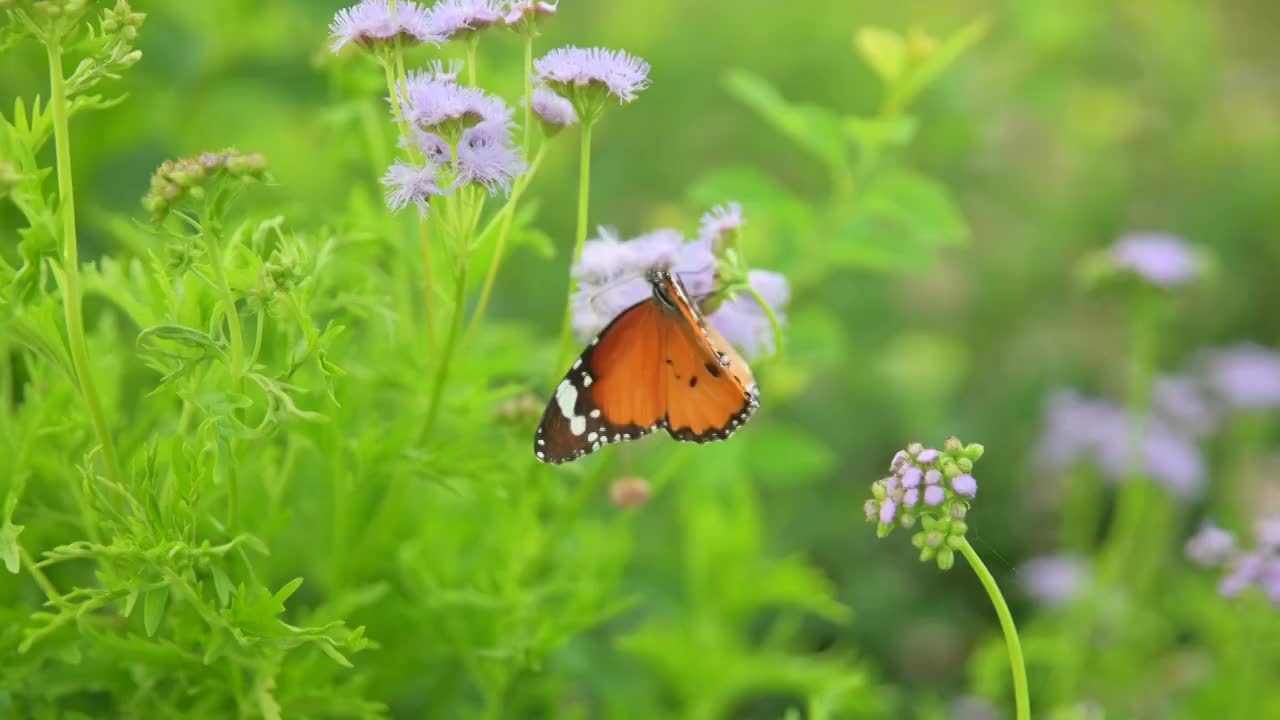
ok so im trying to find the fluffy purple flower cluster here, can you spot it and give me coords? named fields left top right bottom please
left=381, top=63, right=525, bottom=213
left=329, top=0, right=439, bottom=52
left=1200, top=343, right=1280, bottom=411
left=569, top=205, right=788, bottom=360
left=1110, top=232, right=1204, bottom=289
left=866, top=438, right=985, bottom=570
left=530, top=85, right=578, bottom=132
left=1185, top=520, right=1280, bottom=604
left=422, top=0, right=505, bottom=40
left=534, top=46, right=651, bottom=106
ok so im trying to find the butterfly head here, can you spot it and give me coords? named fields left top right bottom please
left=646, top=269, right=684, bottom=312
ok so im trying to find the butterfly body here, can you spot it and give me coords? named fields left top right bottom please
left=535, top=270, right=759, bottom=464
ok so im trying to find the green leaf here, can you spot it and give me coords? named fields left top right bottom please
left=842, top=114, right=918, bottom=150
left=0, top=522, right=23, bottom=574
left=724, top=70, right=848, bottom=173
left=894, top=17, right=989, bottom=109
left=143, top=586, right=169, bottom=637
left=854, top=27, right=908, bottom=84
left=271, top=577, right=304, bottom=608
left=861, top=170, right=969, bottom=247
left=210, top=564, right=236, bottom=607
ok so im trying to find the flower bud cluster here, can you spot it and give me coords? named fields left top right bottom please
left=142, top=150, right=268, bottom=222
left=866, top=437, right=985, bottom=570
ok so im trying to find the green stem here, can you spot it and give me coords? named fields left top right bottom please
left=958, top=538, right=1031, bottom=720
left=201, top=213, right=245, bottom=391
left=522, top=34, right=534, bottom=151
left=46, top=40, right=123, bottom=488
left=467, top=37, right=478, bottom=86
left=462, top=144, right=548, bottom=347
left=555, top=122, right=593, bottom=369
left=421, top=256, right=469, bottom=440
left=745, top=284, right=785, bottom=356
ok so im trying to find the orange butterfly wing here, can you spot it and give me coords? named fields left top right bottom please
left=534, top=299, right=666, bottom=464
left=535, top=271, right=760, bottom=464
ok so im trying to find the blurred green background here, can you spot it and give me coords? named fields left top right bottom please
left=4, top=0, right=1280, bottom=717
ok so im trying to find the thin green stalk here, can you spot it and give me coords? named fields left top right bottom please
left=46, top=39, right=123, bottom=488
left=467, top=38, right=478, bottom=86
left=522, top=34, right=534, bottom=151
left=555, top=122, right=593, bottom=369
left=745, top=284, right=785, bottom=356
left=421, top=254, right=469, bottom=440
left=463, top=144, right=548, bottom=346
left=958, top=538, right=1031, bottom=720
left=200, top=213, right=245, bottom=391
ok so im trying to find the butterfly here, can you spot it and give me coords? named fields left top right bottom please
left=535, top=269, right=760, bottom=464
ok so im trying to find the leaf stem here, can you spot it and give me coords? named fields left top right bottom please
left=745, top=284, right=785, bottom=356
left=555, top=122, right=593, bottom=370
left=958, top=538, right=1031, bottom=720
left=46, top=38, right=123, bottom=487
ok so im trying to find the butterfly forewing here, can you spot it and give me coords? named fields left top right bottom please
left=534, top=270, right=760, bottom=464
left=534, top=299, right=666, bottom=464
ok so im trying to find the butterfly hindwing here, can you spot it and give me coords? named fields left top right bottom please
left=534, top=299, right=666, bottom=464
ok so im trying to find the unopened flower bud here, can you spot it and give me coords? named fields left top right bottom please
left=956, top=457, right=974, bottom=473
left=946, top=534, right=965, bottom=551
left=906, top=442, right=924, bottom=456
left=936, top=547, right=955, bottom=570
left=609, top=477, right=652, bottom=509
left=944, top=436, right=963, bottom=452
left=950, top=520, right=968, bottom=537
left=964, top=443, right=985, bottom=461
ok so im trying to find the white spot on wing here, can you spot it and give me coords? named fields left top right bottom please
left=570, top=416, right=586, bottom=435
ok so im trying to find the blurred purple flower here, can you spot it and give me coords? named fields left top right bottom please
left=504, top=1, right=557, bottom=28
left=948, top=697, right=1005, bottom=720
left=1256, top=519, right=1280, bottom=551
left=1037, top=389, right=1206, bottom=499
left=1201, top=343, right=1280, bottom=411
left=901, top=466, right=922, bottom=489
left=707, top=270, right=789, bottom=360
left=330, top=0, right=439, bottom=53
left=916, top=448, right=940, bottom=464
left=1019, top=553, right=1089, bottom=608
left=903, top=488, right=920, bottom=507
left=456, top=121, right=525, bottom=195
left=534, top=46, right=651, bottom=104
left=424, top=0, right=505, bottom=40
left=397, top=68, right=514, bottom=133
left=530, top=85, right=578, bottom=130
left=1185, top=522, right=1237, bottom=568
left=1152, top=374, right=1218, bottom=438
left=381, top=160, right=443, bottom=216
left=880, top=499, right=898, bottom=525
left=697, top=203, right=744, bottom=248
left=1219, top=554, right=1265, bottom=597
left=570, top=229, right=715, bottom=340
left=952, top=474, right=978, bottom=498
left=1111, top=232, right=1202, bottom=288
left=924, top=485, right=945, bottom=506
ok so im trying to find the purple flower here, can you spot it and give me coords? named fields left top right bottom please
left=329, top=0, right=439, bottom=53
left=1201, top=343, right=1280, bottom=411
left=1152, top=375, right=1217, bottom=438
left=530, top=85, right=578, bottom=131
left=1256, top=519, right=1280, bottom=551
left=1219, top=554, right=1265, bottom=597
left=697, top=203, right=744, bottom=248
left=534, top=46, right=651, bottom=105
left=1019, top=554, right=1089, bottom=608
left=707, top=270, right=789, bottom=360
left=381, top=160, right=443, bottom=215
left=1185, top=522, right=1238, bottom=568
left=879, top=499, right=898, bottom=525
left=570, top=229, right=715, bottom=341
left=916, top=448, right=939, bottom=464
left=903, top=488, right=920, bottom=507
left=504, top=1, right=557, bottom=28
left=952, top=474, right=978, bottom=498
left=900, top=466, right=922, bottom=489
left=397, top=68, right=514, bottom=133
left=424, top=0, right=505, bottom=40
left=1111, top=232, right=1202, bottom=288
left=456, top=121, right=525, bottom=195
left=890, top=450, right=909, bottom=472
left=925, top=469, right=942, bottom=485
left=1261, top=559, right=1280, bottom=604
left=1036, top=389, right=1206, bottom=499
left=923, top=485, right=945, bottom=506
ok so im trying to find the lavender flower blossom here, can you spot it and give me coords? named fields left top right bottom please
left=1110, top=232, right=1202, bottom=288
left=697, top=203, right=745, bottom=248
left=530, top=85, right=578, bottom=132
left=381, top=160, right=443, bottom=215
left=867, top=438, right=986, bottom=570
left=329, top=0, right=439, bottom=53
left=504, top=1, right=557, bottom=29
left=1201, top=343, right=1280, bottom=411
left=456, top=121, right=526, bottom=195
left=397, top=67, right=514, bottom=135
left=1018, top=554, right=1089, bottom=608
left=1036, top=389, right=1206, bottom=499
left=707, top=270, right=790, bottom=360
left=534, top=46, right=651, bottom=106
left=570, top=228, right=714, bottom=340
left=1152, top=374, right=1217, bottom=439
left=424, top=0, right=505, bottom=40
left=1185, top=522, right=1237, bottom=568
